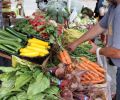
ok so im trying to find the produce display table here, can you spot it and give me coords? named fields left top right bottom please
left=0, top=52, right=11, bottom=60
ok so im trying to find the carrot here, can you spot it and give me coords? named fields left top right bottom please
left=81, top=61, right=105, bottom=78
left=62, top=49, right=72, bottom=64
left=57, top=55, right=62, bottom=62
left=79, top=63, right=97, bottom=80
left=59, top=51, right=67, bottom=64
left=80, top=57, right=106, bottom=73
left=82, top=73, right=92, bottom=80
left=81, top=78, right=105, bottom=85
left=91, top=63, right=106, bottom=73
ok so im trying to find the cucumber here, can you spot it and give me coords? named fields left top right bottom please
left=5, top=27, right=27, bottom=40
left=0, top=44, right=16, bottom=54
left=0, top=35, right=22, bottom=43
left=0, top=30, right=22, bottom=41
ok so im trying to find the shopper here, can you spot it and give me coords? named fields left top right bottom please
left=94, top=0, right=104, bottom=19
left=68, top=0, right=120, bottom=99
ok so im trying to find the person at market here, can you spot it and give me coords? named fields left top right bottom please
left=68, top=0, right=120, bottom=99
left=94, top=0, right=104, bottom=19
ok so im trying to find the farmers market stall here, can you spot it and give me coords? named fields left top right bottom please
left=0, top=0, right=112, bottom=100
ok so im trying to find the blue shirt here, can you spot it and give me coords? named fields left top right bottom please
left=99, top=4, right=120, bottom=67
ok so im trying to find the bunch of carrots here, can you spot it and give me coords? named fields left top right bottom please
left=78, top=57, right=106, bottom=85
left=58, top=49, right=73, bottom=71
left=58, top=50, right=106, bottom=85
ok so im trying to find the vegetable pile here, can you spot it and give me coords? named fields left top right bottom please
left=46, top=0, right=69, bottom=24
left=63, top=29, right=84, bottom=45
left=0, top=28, right=27, bottom=54
left=14, top=19, right=38, bottom=35
left=71, top=43, right=96, bottom=62
left=0, top=56, right=60, bottom=100
left=54, top=50, right=106, bottom=99
left=57, top=50, right=106, bottom=84
left=20, top=38, right=50, bottom=58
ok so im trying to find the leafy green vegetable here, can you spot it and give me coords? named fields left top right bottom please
left=16, top=92, right=28, bottom=100
left=0, top=88, right=11, bottom=99
left=15, top=73, right=32, bottom=89
left=27, top=73, right=50, bottom=96
left=0, top=56, right=60, bottom=100
left=0, top=67, right=17, bottom=72
left=71, top=43, right=96, bottom=62
left=45, top=86, right=59, bottom=95
left=29, top=93, right=45, bottom=100
left=8, top=96, right=17, bottom=100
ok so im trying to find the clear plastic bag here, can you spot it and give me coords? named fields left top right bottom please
left=96, top=48, right=112, bottom=100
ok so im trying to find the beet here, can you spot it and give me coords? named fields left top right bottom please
left=61, top=88, right=74, bottom=100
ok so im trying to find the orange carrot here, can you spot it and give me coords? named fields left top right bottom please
left=80, top=57, right=106, bottom=73
left=62, top=49, right=72, bottom=64
left=81, top=78, right=105, bottom=85
left=83, top=73, right=92, bottom=80
left=81, top=61, right=105, bottom=78
left=59, top=51, right=67, bottom=64
left=79, top=63, right=97, bottom=80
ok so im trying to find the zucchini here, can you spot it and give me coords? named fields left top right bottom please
left=5, top=27, right=27, bottom=40
left=4, top=45, right=19, bottom=52
left=0, top=44, right=16, bottom=54
left=0, top=35, right=22, bottom=43
left=0, top=30, right=22, bottom=41
left=0, top=40, right=21, bottom=49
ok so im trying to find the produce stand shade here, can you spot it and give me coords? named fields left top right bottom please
left=0, top=51, right=49, bottom=64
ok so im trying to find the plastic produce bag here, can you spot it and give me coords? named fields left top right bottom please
left=96, top=48, right=112, bottom=100
left=69, top=7, right=77, bottom=23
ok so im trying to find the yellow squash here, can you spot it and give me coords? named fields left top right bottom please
left=26, top=46, right=49, bottom=55
left=28, top=38, right=49, bottom=47
left=20, top=52, right=40, bottom=57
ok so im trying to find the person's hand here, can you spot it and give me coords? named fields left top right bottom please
left=67, top=42, right=78, bottom=52
left=89, top=42, right=99, bottom=54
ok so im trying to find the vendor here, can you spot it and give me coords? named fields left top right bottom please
left=68, top=0, right=120, bottom=99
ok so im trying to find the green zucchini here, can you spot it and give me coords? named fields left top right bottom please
left=0, top=30, right=22, bottom=41
left=4, top=45, right=18, bottom=52
left=0, top=44, right=16, bottom=54
left=0, top=40, right=21, bottom=48
left=0, top=35, right=22, bottom=43
left=5, top=27, right=27, bottom=40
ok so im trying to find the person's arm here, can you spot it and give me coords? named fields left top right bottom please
left=99, top=47, right=120, bottom=58
left=68, top=6, right=110, bottom=51
left=92, top=7, right=120, bottom=59
left=100, top=6, right=120, bottom=58
left=74, top=23, right=105, bottom=45
left=89, top=43, right=120, bottom=59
